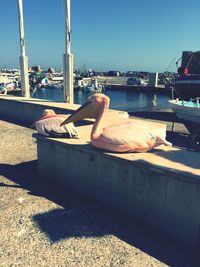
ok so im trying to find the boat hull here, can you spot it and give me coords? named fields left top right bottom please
left=174, top=79, right=200, bottom=100
left=169, top=99, right=200, bottom=133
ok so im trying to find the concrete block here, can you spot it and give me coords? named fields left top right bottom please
left=36, top=128, right=200, bottom=247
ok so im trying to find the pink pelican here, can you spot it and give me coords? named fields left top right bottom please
left=32, top=109, right=79, bottom=138
left=60, top=94, right=171, bottom=152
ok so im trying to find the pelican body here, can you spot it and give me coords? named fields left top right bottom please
left=60, top=94, right=171, bottom=152
left=33, top=109, right=79, bottom=138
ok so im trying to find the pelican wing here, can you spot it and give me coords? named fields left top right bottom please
left=35, top=116, right=79, bottom=138
left=100, top=121, right=170, bottom=152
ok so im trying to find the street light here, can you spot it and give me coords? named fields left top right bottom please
left=63, top=0, right=74, bottom=103
left=17, top=0, right=30, bottom=98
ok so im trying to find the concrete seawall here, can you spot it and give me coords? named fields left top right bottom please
left=36, top=125, right=200, bottom=247
left=0, top=95, right=79, bottom=125
left=1, top=95, right=200, bottom=246
left=0, top=95, right=127, bottom=125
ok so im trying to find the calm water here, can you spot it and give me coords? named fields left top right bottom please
left=33, top=87, right=170, bottom=113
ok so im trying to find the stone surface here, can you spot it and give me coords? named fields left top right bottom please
left=0, top=119, right=199, bottom=267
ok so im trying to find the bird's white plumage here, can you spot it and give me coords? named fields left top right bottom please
left=35, top=113, right=79, bottom=138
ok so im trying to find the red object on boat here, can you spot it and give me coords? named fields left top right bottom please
left=184, top=67, right=188, bottom=76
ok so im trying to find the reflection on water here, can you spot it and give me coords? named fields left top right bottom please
left=152, top=94, right=157, bottom=107
left=33, top=87, right=170, bottom=112
left=33, top=87, right=64, bottom=102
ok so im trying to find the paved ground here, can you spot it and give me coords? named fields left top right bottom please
left=0, top=118, right=200, bottom=267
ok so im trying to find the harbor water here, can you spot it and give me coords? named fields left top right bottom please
left=32, top=87, right=170, bottom=113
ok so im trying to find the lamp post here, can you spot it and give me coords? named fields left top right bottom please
left=17, top=0, right=30, bottom=98
left=63, top=0, right=74, bottom=103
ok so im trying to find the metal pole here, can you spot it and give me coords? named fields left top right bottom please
left=17, top=0, right=30, bottom=98
left=63, top=0, right=74, bottom=103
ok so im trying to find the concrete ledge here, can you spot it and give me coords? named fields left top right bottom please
left=0, top=95, right=128, bottom=125
left=0, top=95, right=81, bottom=125
left=36, top=122, right=200, bottom=247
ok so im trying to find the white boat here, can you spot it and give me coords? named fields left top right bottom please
left=169, top=98, right=200, bottom=150
left=83, top=78, right=105, bottom=93
left=44, top=82, right=63, bottom=89
left=169, top=99, right=200, bottom=124
left=83, top=84, right=105, bottom=93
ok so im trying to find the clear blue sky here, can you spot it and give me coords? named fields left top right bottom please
left=1, top=0, right=200, bottom=72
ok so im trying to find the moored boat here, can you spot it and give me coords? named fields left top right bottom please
left=169, top=98, right=200, bottom=150
left=0, top=84, right=7, bottom=95
left=173, top=51, right=200, bottom=100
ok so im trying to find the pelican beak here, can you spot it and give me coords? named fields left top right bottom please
left=60, top=99, right=94, bottom=126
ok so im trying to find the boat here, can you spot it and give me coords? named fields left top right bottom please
left=44, top=81, right=63, bottom=89
left=74, top=77, right=91, bottom=91
left=168, top=51, right=200, bottom=150
left=169, top=98, right=200, bottom=150
left=74, top=77, right=105, bottom=93
left=83, top=83, right=105, bottom=93
left=173, top=51, right=200, bottom=100
left=0, top=85, right=7, bottom=95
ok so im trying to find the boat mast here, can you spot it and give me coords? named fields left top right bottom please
left=63, top=0, right=74, bottom=103
left=17, top=0, right=30, bottom=98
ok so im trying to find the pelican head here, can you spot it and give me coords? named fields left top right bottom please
left=41, top=109, right=56, bottom=118
left=61, top=93, right=110, bottom=126
left=30, top=109, right=56, bottom=128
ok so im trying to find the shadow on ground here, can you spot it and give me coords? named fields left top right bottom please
left=166, top=131, right=190, bottom=149
left=0, top=160, right=200, bottom=267
left=130, top=111, right=181, bottom=123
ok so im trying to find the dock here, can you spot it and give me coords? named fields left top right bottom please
left=0, top=95, right=200, bottom=266
left=98, top=76, right=169, bottom=94
left=105, top=84, right=169, bottom=94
